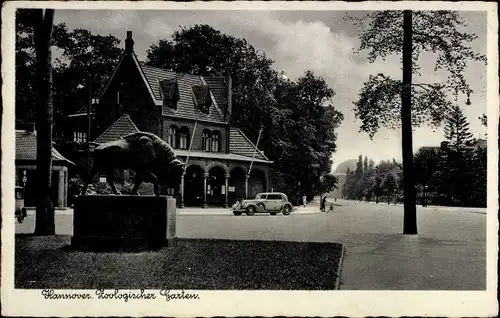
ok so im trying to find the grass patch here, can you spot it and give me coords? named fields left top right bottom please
left=15, top=235, right=343, bottom=290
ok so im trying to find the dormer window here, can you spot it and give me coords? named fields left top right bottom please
left=192, top=85, right=211, bottom=114
left=160, top=78, right=179, bottom=110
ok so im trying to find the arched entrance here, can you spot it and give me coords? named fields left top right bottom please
left=207, top=165, right=226, bottom=206
left=184, top=165, right=205, bottom=207
left=248, top=169, right=266, bottom=199
left=229, top=167, right=246, bottom=205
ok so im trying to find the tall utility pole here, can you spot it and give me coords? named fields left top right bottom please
left=402, top=10, right=418, bottom=234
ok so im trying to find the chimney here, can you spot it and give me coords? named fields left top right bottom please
left=125, top=31, right=134, bottom=53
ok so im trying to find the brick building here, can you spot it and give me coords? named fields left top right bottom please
left=69, top=31, right=272, bottom=208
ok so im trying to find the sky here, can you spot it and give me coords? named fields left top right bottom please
left=52, top=9, right=488, bottom=171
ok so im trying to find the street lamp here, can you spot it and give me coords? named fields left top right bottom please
left=423, top=184, right=428, bottom=207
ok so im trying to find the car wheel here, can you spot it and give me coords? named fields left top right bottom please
left=282, top=205, right=291, bottom=216
left=233, top=211, right=242, bottom=216
left=246, top=206, right=256, bottom=216
left=17, top=216, right=24, bottom=223
left=270, top=212, right=277, bottom=216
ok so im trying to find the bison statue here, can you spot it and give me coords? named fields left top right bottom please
left=81, top=132, right=185, bottom=196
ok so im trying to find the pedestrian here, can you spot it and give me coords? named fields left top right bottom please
left=321, top=196, right=327, bottom=212
left=335, top=197, right=337, bottom=202
left=302, top=195, right=307, bottom=208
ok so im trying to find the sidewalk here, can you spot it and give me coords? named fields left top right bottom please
left=325, top=201, right=487, bottom=290
left=26, top=205, right=323, bottom=216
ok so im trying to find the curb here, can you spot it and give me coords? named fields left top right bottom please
left=333, top=244, right=346, bottom=290
left=25, top=210, right=323, bottom=216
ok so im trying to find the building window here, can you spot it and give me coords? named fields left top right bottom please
left=73, top=131, right=87, bottom=143
left=202, top=129, right=211, bottom=152
left=192, top=85, right=211, bottom=114
left=180, top=126, right=189, bottom=150
left=211, top=130, right=221, bottom=152
left=160, top=79, right=179, bottom=110
left=168, top=125, right=179, bottom=148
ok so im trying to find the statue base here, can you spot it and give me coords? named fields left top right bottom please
left=71, top=195, right=176, bottom=251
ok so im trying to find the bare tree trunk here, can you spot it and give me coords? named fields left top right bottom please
left=402, top=10, right=418, bottom=234
left=33, top=9, right=55, bottom=235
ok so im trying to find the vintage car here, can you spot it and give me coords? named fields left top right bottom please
left=231, top=192, right=294, bottom=216
left=15, top=186, right=27, bottom=223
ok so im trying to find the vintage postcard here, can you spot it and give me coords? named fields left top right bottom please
left=1, top=1, right=498, bottom=317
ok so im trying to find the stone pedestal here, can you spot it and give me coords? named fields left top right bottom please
left=71, top=195, right=177, bottom=250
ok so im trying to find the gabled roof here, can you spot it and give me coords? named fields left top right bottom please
left=94, top=114, right=140, bottom=143
left=229, top=128, right=269, bottom=161
left=139, top=63, right=227, bottom=124
left=15, top=131, right=74, bottom=165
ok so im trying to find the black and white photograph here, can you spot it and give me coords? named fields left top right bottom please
left=1, top=1, right=498, bottom=317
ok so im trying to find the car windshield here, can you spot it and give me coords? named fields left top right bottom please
left=255, top=194, right=266, bottom=200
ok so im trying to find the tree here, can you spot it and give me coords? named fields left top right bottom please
left=413, top=147, right=440, bottom=190
left=439, top=106, right=475, bottom=205
left=468, top=147, right=487, bottom=207
left=51, top=25, right=123, bottom=142
left=32, top=8, right=55, bottom=235
left=318, top=174, right=339, bottom=197
left=15, top=9, right=38, bottom=125
left=278, top=71, right=343, bottom=199
left=347, top=10, right=486, bottom=234
left=373, top=167, right=383, bottom=203
left=15, top=14, right=123, bottom=141
left=383, top=173, right=397, bottom=205
left=444, top=105, right=474, bottom=154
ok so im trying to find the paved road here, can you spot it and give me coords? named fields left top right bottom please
left=15, top=199, right=487, bottom=290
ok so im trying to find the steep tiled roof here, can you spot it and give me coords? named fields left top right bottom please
left=15, top=131, right=74, bottom=165
left=94, top=114, right=140, bottom=143
left=229, top=128, right=269, bottom=161
left=139, top=63, right=227, bottom=124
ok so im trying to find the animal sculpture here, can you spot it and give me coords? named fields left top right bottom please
left=81, top=132, right=184, bottom=196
